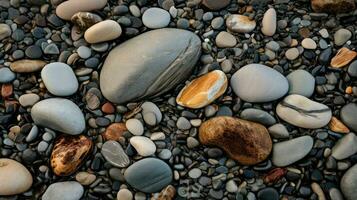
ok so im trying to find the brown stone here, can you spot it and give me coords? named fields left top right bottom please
left=51, top=135, right=93, bottom=176
left=202, top=0, right=230, bottom=10
left=102, top=123, right=127, bottom=141
left=71, top=12, right=102, bottom=31
left=328, top=116, right=350, bottom=134
left=199, top=116, right=272, bottom=165
left=330, top=47, right=357, bottom=68
left=151, top=185, right=176, bottom=200
left=311, top=0, right=355, bottom=13
left=10, top=60, right=46, bottom=73
left=101, top=102, right=115, bottom=114
left=1, top=83, right=13, bottom=98
left=263, top=168, right=287, bottom=184
left=176, top=70, right=227, bottom=109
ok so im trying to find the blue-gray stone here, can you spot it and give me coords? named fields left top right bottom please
left=0, top=67, right=15, bottom=83
left=286, top=69, right=315, bottom=97
left=240, top=108, right=276, bottom=126
left=341, top=164, right=357, bottom=200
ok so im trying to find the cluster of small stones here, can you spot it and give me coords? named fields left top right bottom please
left=0, top=0, right=357, bottom=200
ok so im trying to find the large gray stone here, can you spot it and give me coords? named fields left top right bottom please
left=331, top=133, right=357, bottom=160
left=42, top=181, right=83, bottom=200
left=341, top=164, right=357, bottom=200
left=124, top=158, right=172, bottom=193
left=341, top=103, right=357, bottom=132
left=286, top=69, right=315, bottom=97
left=230, top=64, right=288, bottom=102
left=31, top=98, right=85, bottom=135
left=100, top=28, right=201, bottom=104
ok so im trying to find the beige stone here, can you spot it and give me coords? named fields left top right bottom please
left=10, top=60, right=46, bottom=73
left=215, top=31, right=237, bottom=48
left=261, top=8, right=276, bottom=36
left=84, top=20, right=122, bottom=43
left=226, top=15, right=256, bottom=33
left=56, top=0, right=107, bottom=20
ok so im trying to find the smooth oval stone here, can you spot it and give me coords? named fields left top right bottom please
left=230, top=64, right=289, bottom=102
left=334, top=29, right=351, bottom=46
left=0, top=23, right=11, bottom=40
left=240, top=108, right=276, bottom=126
left=272, top=136, right=314, bottom=167
left=268, top=123, right=289, bottom=139
left=41, top=62, right=78, bottom=96
left=51, top=135, right=93, bottom=176
left=348, top=60, right=357, bottom=77
left=100, top=28, right=201, bottom=104
left=101, top=140, right=130, bottom=168
left=302, top=38, right=317, bottom=49
left=71, top=12, right=102, bottom=30
left=56, top=0, right=107, bottom=20
left=341, top=164, right=357, bottom=200
left=286, top=69, right=315, bottom=97
left=0, top=159, right=33, bottom=195
left=42, top=181, right=84, bottom=200
left=31, top=98, right=85, bottom=135
left=124, top=158, right=172, bottom=193
left=215, top=31, right=237, bottom=48
left=261, top=8, right=276, bottom=36
left=0, top=67, right=15, bottom=83
left=277, top=94, right=332, bottom=129
left=130, top=136, right=156, bottom=157
left=226, top=15, right=256, bottom=33
left=199, top=116, right=272, bottom=165
left=125, top=119, right=144, bottom=135
left=331, top=133, right=357, bottom=160
left=75, top=172, right=96, bottom=186
left=340, top=103, right=357, bottom=132
left=84, top=20, right=122, bottom=43
left=19, top=93, right=40, bottom=107
left=202, top=0, right=230, bottom=10
left=10, top=59, right=46, bottom=73
left=176, top=70, right=227, bottom=109
left=142, top=8, right=170, bottom=29
left=141, top=101, right=162, bottom=125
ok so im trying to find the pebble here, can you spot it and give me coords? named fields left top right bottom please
left=340, top=164, right=357, bottom=200
left=226, top=15, right=256, bottom=33
left=331, top=133, right=357, bottom=160
left=240, top=108, right=276, bottom=126
left=276, top=94, right=332, bottom=128
left=100, top=28, right=201, bottom=104
left=71, top=12, right=102, bottom=30
left=130, top=136, right=156, bottom=156
left=101, top=140, right=130, bottom=167
left=176, top=70, right=227, bottom=109
left=347, top=60, right=357, bottom=77
left=187, top=136, right=199, bottom=149
left=329, top=188, right=344, bottom=200
left=334, top=29, right=351, bottom=46
left=199, top=116, right=272, bottom=165
left=141, top=101, right=162, bottom=125
left=302, top=38, right=317, bottom=49
left=257, top=187, right=279, bottom=200
left=102, top=123, right=127, bottom=141
left=117, top=188, right=133, bottom=200
left=202, top=0, right=230, bottom=10
left=44, top=43, right=59, bottom=55
left=158, top=149, right=172, bottom=160
left=340, top=103, right=357, bottom=132
left=77, top=46, right=91, bottom=59
left=84, top=20, right=122, bottom=43
left=10, top=59, right=46, bottom=73
left=268, top=123, right=289, bottom=139
left=31, top=98, right=86, bottom=135
left=311, top=0, right=355, bottom=13
left=19, top=93, right=40, bottom=107
left=176, top=117, right=191, bottom=130
left=56, top=0, right=107, bottom=20
left=216, top=31, right=237, bottom=48
left=125, top=119, right=144, bottom=135
left=42, top=181, right=84, bottom=200
left=230, top=64, right=289, bottom=102
left=285, top=48, right=300, bottom=60
left=26, top=125, right=39, bottom=142
left=272, top=136, right=314, bottom=167
left=261, top=8, right=276, bottom=36
left=75, top=172, right=96, bottom=186
left=41, top=62, right=78, bottom=96
left=124, top=158, right=172, bottom=193
left=330, top=47, right=357, bottom=68
left=286, top=69, right=315, bottom=97
left=142, top=8, right=170, bottom=29
left=188, top=168, right=202, bottom=179
left=226, top=180, right=238, bottom=193
left=0, top=23, right=11, bottom=40
left=0, top=158, right=33, bottom=195
left=0, top=67, right=15, bottom=83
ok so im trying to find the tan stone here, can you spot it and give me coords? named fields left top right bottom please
left=176, top=70, right=227, bottom=109
left=331, top=47, right=357, bottom=68
left=84, top=20, right=122, bottom=43
left=328, top=116, right=350, bottom=134
left=199, top=116, right=272, bottom=165
left=71, top=12, right=102, bottom=30
left=226, top=15, right=256, bottom=33
left=261, top=8, right=276, bottom=36
left=102, top=123, right=127, bottom=141
left=151, top=185, right=176, bottom=200
left=51, top=135, right=93, bottom=176
left=75, top=172, right=96, bottom=185
left=56, top=0, right=107, bottom=20
left=10, top=60, right=46, bottom=73
left=311, top=0, right=355, bottom=13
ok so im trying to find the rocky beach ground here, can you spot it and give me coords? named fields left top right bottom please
left=0, top=0, right=357, bottom=199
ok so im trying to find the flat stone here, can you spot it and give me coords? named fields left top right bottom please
left=331, top=133, right=357, bottom=160
left=41, top=62, right=78, bottom=96
left=240, top=108, right=276, bottom=126
left=142, top=8, right=170, bottom=29
left=141, top=102, right=162, bottom=125
left=341, top=164, right=357, bottom=200
left=0, top=158, right=33, bottom=195
left=257, top=187, right=279, bottom=200
left=10, top=59, right=46, bottom=73
left=286, top=69, right=315, bottom=97
left=0, top=23, right=11, bottom=40
left=125, top=119, right=144, bottom=135
left=261, top=8, right=276, bottom=36
left=56, top=0, right=107, bottom=20
left=312, top=0, right=355, bottom=13
left=285, top=48, right=299, bottom=60
left=328, top=116, right=350, bottom=134
left=19, top=93, right=40, bottom=107
left=0, top=67, right=15, bottom=83
left=340, top=103, right=357, bottom=132
left=102, top=123, right=127, bottom=141
left=226, top=15, right=256, bottom=33
left=100, top=28, right=201, bottom=104
left=117, top=188, right=133, bottom=200
left=202, top=0, right=230, bottom=10
left=334, top=29, right=351, bottom=46
left=31, top=98, right=85, bottom=135
left=199, top=116, right=272, bottom=165
left=230, top=64, right=289, bottom=102
left=84, top=20, right=122, bottom=43
left=176, top=70, right=227, bottom=109
left=130, top=136, right=156, bottom=156
left=215, top=31, right=237, bottom=48
left=277, top=94, right=332, bottom=129
left=301, top=38, right=317, bottom=49
left=77, top=46, right=91, bottom=59
left=124, top=158, right=172, bottom=193
left=75, top=172, right=96, bottom=186
left=268, top=123, right=290, bottom=139
left=331, top=47, right=357, bottom=68
left=51, top=135, right=93, bottom=176
left=42, top=181, right=84, bottom=200
left=348, top=60, right=357, bottom=77
left=272, top=136, right=314, bottom=167
left=101, top=140, right=130, bottom=168
left=176, top=117, right=191, bottom=130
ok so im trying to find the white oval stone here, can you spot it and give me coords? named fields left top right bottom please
left=226, top=14, right=256, bottom=33
left=301, top=38, right=317, bottom=49
left=31, top=98, right=85, bottom=135
left=261, top=8, right=276, bottom=36
left=41, top=62, right=78, bottom=96
left=42, top=181, right=84, bottom=200
left=142, top=7, right=170, bottom=29
left=56, top=0, right=107, bottom=20
left=130, top=136, right=156, bottom=156
left=126, top=119, right=144, bottom=136
left=0, top=158, right=33, bottom=195
left=276, top=94, right=332, bottom=129
left=84, top=20, right=122, bottom=43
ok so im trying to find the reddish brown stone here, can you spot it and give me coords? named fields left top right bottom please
left=311, top=0, right=355, bottom=13
left=152, top=185, right=176, bottom=200
left=199, top=116, right=272, bottom=165
left=263, top=168, right=287, bottom=184
left=102, top=123, right=127, bottom=141
left=331, top=47, right=357, bottom=68
left=101, top=102, right=115, bottom=114
left=51, top=135, right=93, bottom=176
left=1, top=84, right=13, bottom=98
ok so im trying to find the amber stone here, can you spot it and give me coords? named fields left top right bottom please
left=330, top=47, right=357, bottom=68
left=1, top=84, right=13, bottom=98
left=152, top=185, right=176, bottom=200
left=51, top=135, right=93, bottom=176
left=10, top=60, right=46, bottom=73
left=311, top=0, right=355, bottom=13
left=328, top=116, right=350, bottom=134
left=102, top=123, right=127, bottom=141
left=199, top=116, right=272, bottom=165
